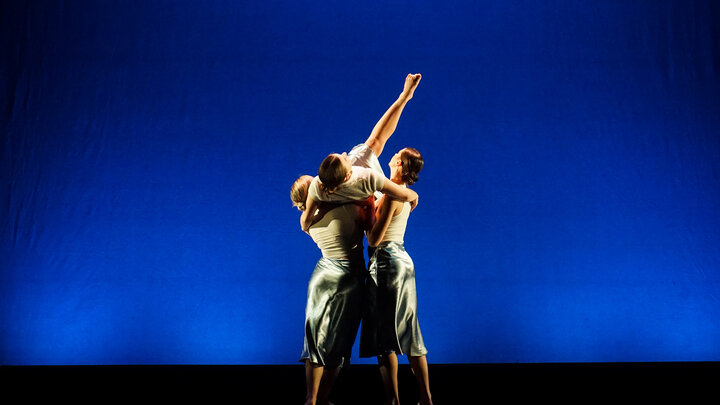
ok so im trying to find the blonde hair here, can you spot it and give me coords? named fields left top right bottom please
left=291, top=175, right=314, bottom=211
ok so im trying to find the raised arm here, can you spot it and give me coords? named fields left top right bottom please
left=365, top=73, right=422, bottom=157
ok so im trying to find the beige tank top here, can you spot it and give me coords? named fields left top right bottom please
left=308, top=204, right=364, bottom=259
left=380, top=201, right=410, bottom=244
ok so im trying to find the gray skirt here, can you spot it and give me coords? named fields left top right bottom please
left=360, top=241, right=427, bottom=358
left=300, top=255, right=365, bottom=367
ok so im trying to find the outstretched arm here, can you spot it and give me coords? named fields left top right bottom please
left=365, top=73, right=422, bottom=158
left=380, top=179, right=418, bottom=211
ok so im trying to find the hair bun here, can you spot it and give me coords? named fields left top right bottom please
left=406, top=171, right=418, bottom=185
left=400, top=147, right=423, bottom=186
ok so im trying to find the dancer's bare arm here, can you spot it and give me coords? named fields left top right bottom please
left=300, top=196, right=320, bottom=233
left=367, top=196, right=402, bottom=247
left=365, top=74, right=422, bottom=157
left=380, top=179, right=418, bottom=210
left=301, top=180, right=416, bottom=232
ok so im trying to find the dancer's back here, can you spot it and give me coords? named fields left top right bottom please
left=308, top=204, right=364, bottom=260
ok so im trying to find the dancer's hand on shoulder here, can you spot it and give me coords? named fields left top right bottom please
left=409, top=195, right=419, bottom=211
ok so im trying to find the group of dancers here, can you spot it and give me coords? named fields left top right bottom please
left=291, top=74, right=432, bottom=405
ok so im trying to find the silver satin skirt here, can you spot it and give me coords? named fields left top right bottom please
left=300, top=255, right=365, bottom=367
left=360, top=241, right=427, bottom=357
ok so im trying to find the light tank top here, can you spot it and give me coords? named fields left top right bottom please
left=308, top=204, right=364, bottom=259
left=380, top=201, right=410, bottom=244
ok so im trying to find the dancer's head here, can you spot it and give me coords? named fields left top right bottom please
left=389, top=147, right=423, bottom=185
left=318, top=152, right=352, bottom=193
left=291, top=175, right=313, bottom=211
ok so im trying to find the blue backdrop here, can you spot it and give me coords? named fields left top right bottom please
left=2, top=0, right=719, bottom=365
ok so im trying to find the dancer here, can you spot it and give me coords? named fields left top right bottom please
left=292, top=176, right=367, bottom=405
left=292, top=73, right=422, bottom=405
left=360, top=147, right=432, bottom=405
left=299, top=74, right=422, bottom=233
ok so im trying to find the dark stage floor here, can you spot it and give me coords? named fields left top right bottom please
left=3, top=362, right=717, bottom=403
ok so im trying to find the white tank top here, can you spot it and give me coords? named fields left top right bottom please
left=308, top=204, right=364, bottom=259
left=380, top=201, right=410, bottom=244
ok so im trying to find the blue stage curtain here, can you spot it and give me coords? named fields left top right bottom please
left=2, top=0, right=719, bottom=364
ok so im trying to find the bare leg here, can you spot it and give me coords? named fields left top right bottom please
left=317, top=367, right=340, bottom=405
left=408, top=355, right=433, bottom=405
left=365, top=74, right=422, bottom=158
left=378, top=353, right=400, bottom=405
left=305, top=360, right=324, bottom=405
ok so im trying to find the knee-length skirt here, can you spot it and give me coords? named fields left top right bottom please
left=300, top=255, right=365, bottom=367
left=360, top=241, right=427, bottom=357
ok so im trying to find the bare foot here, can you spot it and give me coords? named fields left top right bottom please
left=402, top=73, right=422, bottom=100
left=418, top=397, right=433, bottom=405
